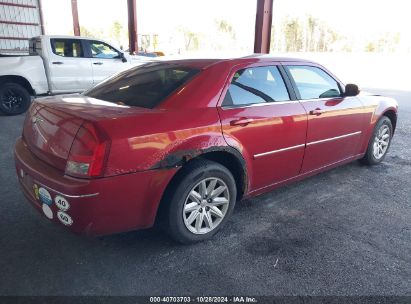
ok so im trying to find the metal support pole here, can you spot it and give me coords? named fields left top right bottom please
left=254, top=0, right=273, bottom=54
left=37, top=0, right=45, bottom=35
left=127, top=0, right=138, bottom=54
left=71, top=0, right=80, bottom=36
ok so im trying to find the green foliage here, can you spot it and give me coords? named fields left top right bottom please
left=365, top=42, right=376, bottom=52
left=216, top=19, right=236, bottom=40
left=79, top=26, right=101, bottom=39
left=110, top=21, right=123, bottom=45
left=274, top=15, right=339, bottom=52
left=271, top=14, right=404, bottom=53
left=177, top=26, right=201, bottom=51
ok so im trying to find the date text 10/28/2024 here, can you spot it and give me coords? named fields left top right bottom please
left=149, top=297, right=257, bottom=303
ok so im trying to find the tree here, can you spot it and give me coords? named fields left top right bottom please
left=365, top=42, right=376, bottom=52
left=306, top=16, right=317, bottom=51
left=271, top=15, right=341, bottom=53
left=216, top=19, right=236, bottom=40
left=110, top=21, right=124, bottom=46
left=177, top=26, right=201, bottom=51
left=79, top=26, right=98, bottom=38
left=284, top=18, right=303, bottom=52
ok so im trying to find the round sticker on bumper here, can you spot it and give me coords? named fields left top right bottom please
left=42, top=204, right=53, bottom=219
left=55, top=195, right=69, bottom=211
left=38, top=187, right=52, bottom=205
left=57, top=211, right=73, bottom=226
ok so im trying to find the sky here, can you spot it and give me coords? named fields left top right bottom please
left=38, top=0, right=411, bottom=89
left=272, top=0, right=410, bottom=34
left=41, top=0, right=411, bottom=53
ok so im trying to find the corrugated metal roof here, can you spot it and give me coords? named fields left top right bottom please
left=0, top=0, right=42, bottom=54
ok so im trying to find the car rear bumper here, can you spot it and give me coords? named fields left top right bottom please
left=14, top=137, right=178, bottom=236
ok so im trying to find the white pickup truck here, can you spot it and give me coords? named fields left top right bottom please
left=0, top=35, right=146, bottom=115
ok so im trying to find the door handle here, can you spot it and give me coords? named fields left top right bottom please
left=52, top=61, right=63, bottom=65
left=230, top=118, right=254, bottom=127
left=93, top=62, right=103, bottom=65
left=309, top=108, right=325, bottom=116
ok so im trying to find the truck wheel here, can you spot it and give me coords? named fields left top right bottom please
left=0, top=83, right=31, bottom=115
left=161, top=159, right=237, bottom=244
left=360, top=116, right=393, bottom=165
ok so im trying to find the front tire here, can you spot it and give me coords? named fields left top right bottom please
left=0, top=83, right=31, bottom=115
left=162, top=159, right=237, bottom=244
left=360, top=116, right=393, bottom=165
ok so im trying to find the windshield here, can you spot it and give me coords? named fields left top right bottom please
left=84, top=62, right=200, bottom=109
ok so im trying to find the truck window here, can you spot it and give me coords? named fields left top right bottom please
left=89, top=41, right=120, bottom=59
left=84, top=63, right=200, bottom=108
left=29, top=38, right=42, bottom=55
left=51, top=39, right=84, bottom=58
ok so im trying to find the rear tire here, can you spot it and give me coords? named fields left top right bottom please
left=0, top=83, right=31, bottom=115
left=161, top=159, right=237, bottom=244
left=360, top=116, right=393, bottom=165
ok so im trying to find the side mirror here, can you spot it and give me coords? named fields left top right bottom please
left=344, top=83, right=360, bottom=97
left=120, top=53, right=127, bottom=63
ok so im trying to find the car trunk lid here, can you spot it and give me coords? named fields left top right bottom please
left=22, top=94, right=153, bottom=172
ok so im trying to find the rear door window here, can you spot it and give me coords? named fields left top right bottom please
left=84, top=63, right=199, bottom=108
left=286, top=65, right=341, bottom=99
left=51, top=39, right=84, bottom=57
left=29, top=38, right=42, bottom=55
left=222, top=66, right=290, bottom=106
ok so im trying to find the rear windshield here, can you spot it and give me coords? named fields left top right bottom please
left=84, top=63, right=200, bottom=108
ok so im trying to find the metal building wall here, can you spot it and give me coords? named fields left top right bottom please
left=0, top=0, right=42, bottom=54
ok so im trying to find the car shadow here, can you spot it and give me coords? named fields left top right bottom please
left=97, top=161, right=364, bottom=249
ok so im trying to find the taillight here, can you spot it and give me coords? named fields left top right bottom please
left=66, top=122, right=110, bottom=178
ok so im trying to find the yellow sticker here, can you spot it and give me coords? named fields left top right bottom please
left=33, top=184, right=39, bottom=200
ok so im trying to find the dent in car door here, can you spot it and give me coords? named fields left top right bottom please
left=47, top=39, right=93, bottom=93
left=284, top=64, right=365, bottom=173
left=218, top=64, right=307, bottom=191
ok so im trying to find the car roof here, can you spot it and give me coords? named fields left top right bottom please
left=155, top=54, right=315, bottom=70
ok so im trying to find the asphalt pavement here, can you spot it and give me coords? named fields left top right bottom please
left=0, top=89, right=410, bottom=296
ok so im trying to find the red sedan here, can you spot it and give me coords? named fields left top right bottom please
left=14, top=56, right=398, bottom=243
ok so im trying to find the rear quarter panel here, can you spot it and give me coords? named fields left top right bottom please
left=97, top=107, right=229, bottom=176
left=0, top=56, right=48, bottom=94
left=98, top=61, right=240, bottom=176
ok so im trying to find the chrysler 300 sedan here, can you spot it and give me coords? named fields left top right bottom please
left=14, top=56, right=398, bottom=243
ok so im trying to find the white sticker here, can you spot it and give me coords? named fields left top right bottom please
left=38, top=187, right=52, bottom=205
left=54, top=195, right=70, bottom=211
left=42, top=204, right=53, bottom=219
left=57, top=211, right=73, bottom=226
left=20, top=169, right=24, bottom=178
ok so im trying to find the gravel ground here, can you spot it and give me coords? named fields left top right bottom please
left=0, top=89, right=410, bottom=296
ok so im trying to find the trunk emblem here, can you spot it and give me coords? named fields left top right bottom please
left=32, top=116, right=44, bottom=124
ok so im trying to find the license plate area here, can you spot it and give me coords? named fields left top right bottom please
left=19, top=172, right=41, bottom=206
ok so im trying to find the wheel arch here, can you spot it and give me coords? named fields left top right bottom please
left=382, top=109, right=397, bottom=133
left=154, top=147, right=248, bottom=225
left=0, top=75, right=35, bottom=95
left=198, top=149, right=248, bottom=200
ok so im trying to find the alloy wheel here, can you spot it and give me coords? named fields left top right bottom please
left=1, top=89, right=23, bottom=111
left=183, top=177, right=230, bottom=235
left=373, top=124, right=390, bottom=159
